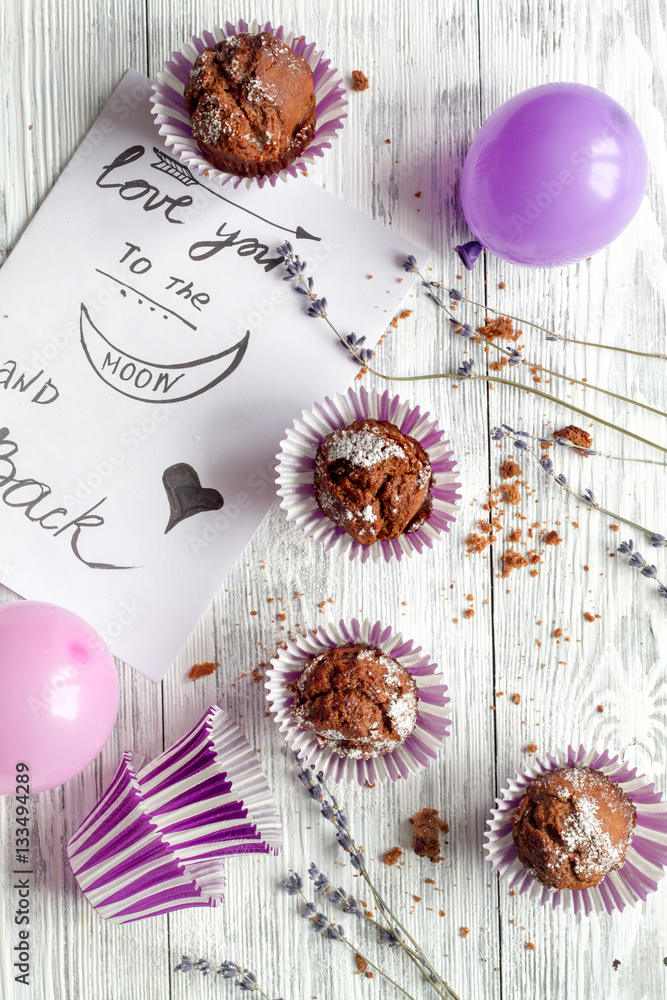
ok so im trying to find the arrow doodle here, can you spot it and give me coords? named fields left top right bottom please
left=150, top=148, right=321, bottom=242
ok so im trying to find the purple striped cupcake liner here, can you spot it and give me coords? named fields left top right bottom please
left=484, top=745, right=667, bottom=916
left=150, top=18, right=347, bottom=190
left=275, top=386, right=460, bottom=564
left=266, top=617, right=451, bottom=786
left=67, top=707, right=282, bottom=923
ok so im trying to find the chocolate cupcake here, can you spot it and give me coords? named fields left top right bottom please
left=183, top=31, right=316, bottom=178
left=313, top=418, right=434, bottom=545
left=512, top=766, right=637, bottom=890
left=291, top=643, right=419, bottom=759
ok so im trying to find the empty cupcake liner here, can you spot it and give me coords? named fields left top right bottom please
left=266, top=617, right=451, bottom=785
left=150, top=18, right=347, bottom=189
left=275, top=385, right=460, bottom=564
left=68, top=707, right=282, bottom=923
left=484, top=744, right=667, bottom=916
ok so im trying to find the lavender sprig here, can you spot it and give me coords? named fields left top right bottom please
left=174, top=958, right=281, bottom=999
left=294, top=759, right=461, bottom=1000
left=407, top=254, right=667, bottom=360
left=617, top=540, right=667, bottom=599
left=492, top=426, right=667, bottom=599
left=279, top=245, right=667, bottom=458
left=407, top=260, right=667, bottom=426
left=283, top=874, right=418, bottom=1000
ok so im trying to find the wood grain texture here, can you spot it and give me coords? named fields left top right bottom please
left=0, top=1, right=666, bottom=998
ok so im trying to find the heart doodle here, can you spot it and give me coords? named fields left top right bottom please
left=162, top=463, right=224, bottom=534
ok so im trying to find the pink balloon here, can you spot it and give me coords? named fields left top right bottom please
left=460, top=83, right=648, bottom=267
left=0, top=602, right=119, bottom=795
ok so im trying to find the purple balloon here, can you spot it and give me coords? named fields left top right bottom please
left=0, top=602, right=119, bottom=795
left=460, top=83, right=648, bottom=267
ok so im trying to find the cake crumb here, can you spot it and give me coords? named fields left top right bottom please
left=610, top=524, right=619, bottom=531
left=409, top=808, right=449, bottom=862
left=525, top=743, right=538, bottom=753
left=463, top=608, right=475, bottom=619
left=460, top=927, right=470, bottom=938
left=543, top=530, right=561, bottom=545
left=511, top=693, right=521, bottom=705
left=553, top=627, right=563, bottom=639
left=597, top=705, right=604, bottom=713
left=501, top=548, right=528, bottom=577
left=414, top=191, right=422, bottom=198
left=553, top=425, right=593, bottom=454
left=188, top=661, right=219, bottom=680
left=466, top=532, right=494, bottom=554
left=500, top=460, right=522, bottom=480
left=584, top=612, right=595, bottom=623
left=383, top=847, right=403, bottom=867
left=351, top=70, right=369, bottom=91
left=526, top=942, right=535, bottom=952
left=476, top=315, right=519, bottom=342
left=356, top=955, right=368, bottom=974
left=501, top=483, right=522, bottom=505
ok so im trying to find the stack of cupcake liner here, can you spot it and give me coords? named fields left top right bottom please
left=68, top=707, right=282, bottom=924
left=266, top=617, right=451, bottom=785
left=276, top=385, right=461, bottom=563
left=151, top=18, right=347, bottom=189
left=485, top=745, right=667, bottom=916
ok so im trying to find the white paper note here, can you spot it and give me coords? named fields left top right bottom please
left=0, top=70, right=427, bottom=680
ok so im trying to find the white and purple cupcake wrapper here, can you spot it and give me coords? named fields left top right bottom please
left=68, top=707, right=282, bottom=923
left=485, top=745, right=667, bottom=916
left=150, top=18, right=347, bottom=189
left=266, top=617, right=451, bottom=786
left=275, top=385, right=460, bottom=564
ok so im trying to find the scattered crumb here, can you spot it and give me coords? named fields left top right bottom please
left=508, top=528, right=522, bottom=543
left=399, top=309, right=412, bottom=320
left=489, top=359, right=508, bottom=371
left=476, top=315, right=520, bottom=342
left=553, top=628, right=563, bottom=639
left=383, top=847, right=402, bottom=867
left=501, top=548, right=528, bottom=577
left=351, top=70, right=369, bottom=91
left=543, top=530, right=561, bottom=545
left=498, top=281, right=506, bottom=290
left=525, top=743, right=538, bottom=753
left=409, top=808, right=449, bottom=863
left=188, top=661, right=219, bottom=680
left=414, top=191, right=422, bottom=198
left=553, top=425, right=593, bottom=454
left=251, top=667, right=263, bottom=684
left=584, top=612, right=595, bottom=623
left=597, top=705, right=604, bottom=713
left=439, top=909, right=445, bottom=917
left=463, top=608, right=475, bottom=619
left=356, top=954, right=368, bottom=973
left=466, top=532, right=494, bottom=554
left=413, top=894, right=422, bottom=902
left=526, top=942, right=535, bottom=952
left=511, top=693, right=521, bottom=705
left=612, top=960, right=621, bottom=970
left=610, top=524, right=619, bottom=532
left=460, top=927, right=470, bottom=938
left=501, top=483, right=522, bottom=505
left=500, top=460, right=522, bottom=480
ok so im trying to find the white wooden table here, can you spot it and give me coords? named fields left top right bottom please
left=1, top=1, right=667, bottom=998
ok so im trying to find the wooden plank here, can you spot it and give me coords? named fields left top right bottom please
left=150, top=1, right=500, bottom=998
left=0, top=3, right=172, bottom=1000
left=1, top=0, right=666, bottom=997
left=476, top=1, right=667, bottom=997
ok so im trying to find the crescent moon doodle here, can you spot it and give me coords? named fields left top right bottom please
left=79, top=303, right=250, bottom=403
